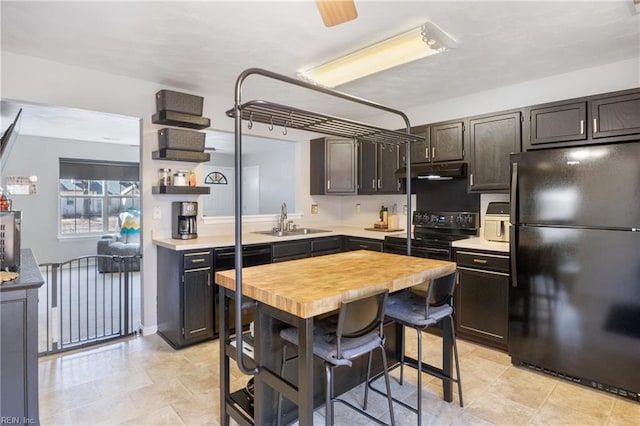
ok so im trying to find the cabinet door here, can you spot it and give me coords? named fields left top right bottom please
left=456, top=267, right=509, bottom=349
left=410, top=126, right=430, bottom=163
left=591, top=91, right=640, bottom=139
left=326, top=139, right=357, bottom=194
left=469, top=112, right=521, bottom=192
left=530, top=102, right=587, bottom=145
left=358, top=140, right=377, bottom=194
left=377, top=144, right=401, bottom=193
left=183, top=267, right=214, bottom=343
left=430, top=122, right=464, bottom=162
left=398, top=126, right=430, bottom=165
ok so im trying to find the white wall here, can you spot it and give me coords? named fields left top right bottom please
left=2, top=50, right=638, bottom=333
left=3, top=134, right=139, bottom=263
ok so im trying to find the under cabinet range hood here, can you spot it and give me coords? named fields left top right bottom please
left=395, top=162, right=467, bottom=180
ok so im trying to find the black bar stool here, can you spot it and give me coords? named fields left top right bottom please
left=365, top=271, right=463, bottom=425
left=278, top=289, right=396, bottom=426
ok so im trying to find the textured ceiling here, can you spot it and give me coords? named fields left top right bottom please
left=1, top=0, right=639, bottom=145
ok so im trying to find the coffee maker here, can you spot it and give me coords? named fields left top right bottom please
left=172, top=202, right=197, bottom=240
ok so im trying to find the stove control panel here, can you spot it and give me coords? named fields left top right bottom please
left=413, top=211, right=478, bottom=229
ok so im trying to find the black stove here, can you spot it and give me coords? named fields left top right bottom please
left=384, top=211, right=479, bottom=260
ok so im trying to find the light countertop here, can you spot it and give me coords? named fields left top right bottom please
left=452, top=237, right=509, bottom=253
left=153, top=226, right=406, bottom=251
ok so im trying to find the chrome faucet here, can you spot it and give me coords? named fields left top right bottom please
left=279, top=202, right=288, bottom=231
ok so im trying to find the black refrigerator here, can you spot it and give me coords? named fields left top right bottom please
left=509, top=142, right=640, bottom=400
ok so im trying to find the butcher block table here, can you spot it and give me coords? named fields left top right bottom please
left=215, top=250, right=457, bottom=425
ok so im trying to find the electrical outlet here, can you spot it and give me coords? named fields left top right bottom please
left=356, top=204, right=361, bottom=214
left=311, top=204, right=319, bottom=214
left=403, top=205, right=408, bottom=215
left=153, top=206, right=162, bottom=220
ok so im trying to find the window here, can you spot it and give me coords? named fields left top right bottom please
left=59, top=159, right=139, bottom=235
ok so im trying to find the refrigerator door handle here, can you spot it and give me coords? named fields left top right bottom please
left=510, top=162, right=518, bottom=223
left=510, top=226, right=518, bottom=287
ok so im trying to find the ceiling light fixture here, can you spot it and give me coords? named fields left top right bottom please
left=299, top=21, right=456, bottom=88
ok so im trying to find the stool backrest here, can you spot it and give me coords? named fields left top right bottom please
left=335, top=289, right=389, bottom=357
left=424, top=271, right=458, bottom=318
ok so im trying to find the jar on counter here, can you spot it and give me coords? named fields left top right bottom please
left=173, top=170, right=188, bottom=186
left=158, top=168, right=171, bottom=186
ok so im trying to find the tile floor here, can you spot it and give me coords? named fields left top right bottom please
left=38, top=332, right=639, bottom=425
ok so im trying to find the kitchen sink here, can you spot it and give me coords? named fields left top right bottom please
left=253, top=228, right=331, bottom=237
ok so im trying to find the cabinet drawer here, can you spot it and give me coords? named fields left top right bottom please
left=311, top=236, right=342, bottom=253
left=347, top=238, right=383, bottom=252
left=455, top=250, right=509, bottom=273
left=183, top=251, right=212, bottom=269
left=272, top=240, right=311, bottom=260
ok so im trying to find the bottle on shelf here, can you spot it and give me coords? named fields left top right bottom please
left=189, top=170, right=196, bottom=187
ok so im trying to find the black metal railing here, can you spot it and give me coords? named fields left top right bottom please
left=38, top=254, right=141, bottom=355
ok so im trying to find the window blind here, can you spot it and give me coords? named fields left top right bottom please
left=59, top=158, right=139, bottom=181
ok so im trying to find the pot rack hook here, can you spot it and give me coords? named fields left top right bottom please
left=269, top=117, right=274, bottom=131
left=248, top=112, right=253, bottom=130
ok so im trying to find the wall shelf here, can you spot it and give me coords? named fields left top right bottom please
left=152, top=149, right=210, bottom=163
left=152, top=110, right=211, bottom=129
left=152, top=185, right=210, bottom=195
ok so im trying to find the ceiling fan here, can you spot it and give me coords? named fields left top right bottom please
left=315, top=0, right=358, bottom=27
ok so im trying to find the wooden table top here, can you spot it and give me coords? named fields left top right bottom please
left=215, top=250, right=456, bottom=319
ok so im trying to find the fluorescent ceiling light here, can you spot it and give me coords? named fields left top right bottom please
left=299, top=22, right=456, bottom=87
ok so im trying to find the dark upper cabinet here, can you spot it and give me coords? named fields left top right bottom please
left=310, top=137, right=357, bottom=195
left=400, top=125, right=430, bottom=164
left=430, top=121, right=465, bottom=162
left=469, top=111, right=522, bottom=192
left=591, top=90, right=640, bottom=140
left=528, top=102, right=587, bottom=147
left=524, top=89, right=640, bottom=150
left=399, top=123, right=463, bottom=165
left=359, top=141, right=401, bottom=194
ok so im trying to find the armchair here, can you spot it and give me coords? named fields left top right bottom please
left=97, top=210, right=140, bottom=273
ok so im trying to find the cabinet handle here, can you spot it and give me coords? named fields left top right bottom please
left=327, top=180, right=331, bottom=190
left=207, top=272, right=211, bottom=286
left=473, top=258, right=488, bottom=264
left=432, top=147, right=436, bottom=160
left=425, top=148, right=429, bottom=160
left=359, top=245, right=368, bottom=249
left=372, top=179, right=376, bottom=189
left=189, top=327, right=207, bottom=334
left=191, top=259, right=205, bottom=263
left=579, top=119, right=584, bottom=135
left=377, top=178, right=381, bottom=189
left=593, top=118, right=598, bottom=133
left=470, top=173, right=474, bottom=186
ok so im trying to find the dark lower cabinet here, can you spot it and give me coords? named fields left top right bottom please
left=0, top=250, right=44, bottom=424
left=157, top=247, right=214, bottom=348
left=454, top=248, right=510, bottom=351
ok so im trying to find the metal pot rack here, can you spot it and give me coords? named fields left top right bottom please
left=223, top=67, right=422, bottom=423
